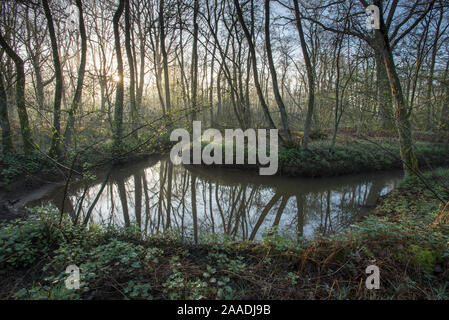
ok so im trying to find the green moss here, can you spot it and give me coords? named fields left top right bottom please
left=408, top=244, right=438, bottom=272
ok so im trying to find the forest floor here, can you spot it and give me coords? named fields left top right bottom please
left=0, top=167, right=448, bottom=300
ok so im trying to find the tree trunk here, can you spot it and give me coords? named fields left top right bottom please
left=374, top=49, right=394, bottom=130
left=191, top=0, right=199, bottom=122
left=264, top=0, right=292, bottom=143
left=425, top=8, right=443, bottom=130
left=124, top=0, right=137, bottom=136
left=25, top=6, right=46, bottom=112
left=42, top=0, right=63, bottom=159
left=209, top=40, right=217, bottom=126
left=113, top=0, right=125, bottom=157
left=441, top=79, right=449, bottom=132
left=136, top=18, right=145, bottom=110
left=159, top=0, right=171, bottom=115
left=31, top=54, right=46, bottom=111
left=0, top=33, right=34, bottom=154
left=176, top=5, right=189, bottom=112
left=373, top=0, right=419, bottom=175
left=233, top=0, right=276, bottom=131
left=293, top=0, right=315, bottom=150
left=0, top=71, right=13, bottom=154
left=331, top=33, right=343, bottom=149
left=64, top=0, right=87, bottom=151
left=216, top=65, right=223, bottom=120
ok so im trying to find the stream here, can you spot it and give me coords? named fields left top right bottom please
left=29, top=156, right=403, bottom=242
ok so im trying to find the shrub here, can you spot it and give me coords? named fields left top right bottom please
left=0, top=206, right=65, bottom=269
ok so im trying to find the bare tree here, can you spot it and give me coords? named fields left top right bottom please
left=112, top=0, right=125, bottom=156
left=124, top=0, right=137, bottom=135
left=425, top=4, right=445, bottom=129
left=0, top=68, right=13, bottom=154
left=159, top=0, right=171, bottom=115
left=293, top=0, right=315, bottom=150
left=0, top=32, right=34, bottom=154
left=64, top=0, right=87, bottom=150
left=42, top=0, right=63, bottom=158
left=370, top=0, right=421, bottom=173
left=191, top=0, right=199, bottom=122
left=264, top=0, right=292, bottom=143
left=233, top=0, right=277, bottom=131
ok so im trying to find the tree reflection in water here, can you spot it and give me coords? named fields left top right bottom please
left=34, top=157, right=402, bottom=241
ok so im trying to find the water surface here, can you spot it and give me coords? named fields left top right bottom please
left=32, top=156, right=403, bottom=242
